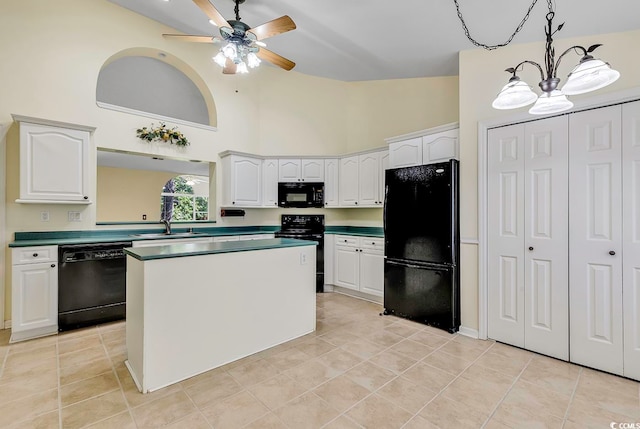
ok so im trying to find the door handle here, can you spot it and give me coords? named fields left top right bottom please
left=609, top=250, right=616, bottom=256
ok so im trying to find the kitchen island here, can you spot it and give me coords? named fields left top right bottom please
left=124, top=238, right=317, bottom=393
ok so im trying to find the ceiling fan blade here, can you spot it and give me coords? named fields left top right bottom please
left=248, top=15, right=296, bottom=41
left=223, top=58, right=237, bottom=74
left=162, top=34, right=216, bottom=43
left=193, top=0, right=230, bottom=28
left=257, top=48, right=295, bottom=71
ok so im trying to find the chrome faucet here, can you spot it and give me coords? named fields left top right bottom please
left=161, top=219, right=172, bottom=235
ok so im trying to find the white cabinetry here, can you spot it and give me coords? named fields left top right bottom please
left=324, top=159, right=339, bottom=207
left=334, top=235, right=384, bottom=297
left=358, top=150, right=388, bottom=207
left=132, top=237, right=213, bottom=247
left=388, top=125, right=459, bottom=169
left=221, top=154, right=262, bottom=207
left=339, top=156, right=359, bottom=206
left=11, top=246, right=58, bottom=342
left=278, top=159, right=324, bottom=182
left=213, top=234, right=275, bottom=243
left=13, top=115, right=93, bottom=204
left=262, top=158, right=279, bottom=207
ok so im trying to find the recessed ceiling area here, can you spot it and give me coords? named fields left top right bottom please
left=107, top=0, right=640, bottom=81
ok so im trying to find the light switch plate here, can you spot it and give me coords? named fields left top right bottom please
left=40, top=211, right=49, bottom=222
left=300, top=253, right=307, bottom=265
left=68, top=211, right=82, bottom=222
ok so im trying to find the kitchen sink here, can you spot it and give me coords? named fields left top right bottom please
left=130, top=232, right=206, bottom=238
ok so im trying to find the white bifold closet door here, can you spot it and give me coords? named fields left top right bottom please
left=623, top=100, right=640, bottom=380
left=488, top=116, right=569, bottom=359
left=569, top=105, right=623, bottom=375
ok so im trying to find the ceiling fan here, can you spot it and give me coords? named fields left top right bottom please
left=163, top=0, right=296, bottom=74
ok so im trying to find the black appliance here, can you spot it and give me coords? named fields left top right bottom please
left=278, top=182, right=324, bottom=208
left=383, top=160, right=460, bottom=333
left=274, top=214, right=324, bottom=292
left=58, top=242, right=131, bottom=331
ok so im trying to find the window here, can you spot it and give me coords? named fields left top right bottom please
left=161, top=175, right=209, bottom=221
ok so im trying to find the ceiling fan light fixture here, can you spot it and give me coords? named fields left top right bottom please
left=247, top=52, right=261, bottom=68
left=222, top=43, right=237, bottom=59
left=561, top=57, right=620, bottom=95
left=236, top=61, right=249, bottom=74
left=492, top=77, right=538, bottom=109
left=528, top=90, right=574, bottom=115
left=213, top=52, right=227, bottom=67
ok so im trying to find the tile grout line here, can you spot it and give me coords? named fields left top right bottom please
left=56, top=336, right=63, bottom=429
left=561, top=366, right=583, bottom=427
left=180, top=382, right=215, bottom=429
left=478, top=351, right=534, bottom=429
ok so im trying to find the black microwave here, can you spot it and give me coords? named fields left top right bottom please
left=278, top=182, right=324, bottom=208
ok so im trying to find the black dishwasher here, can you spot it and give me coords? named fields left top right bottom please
left=58, top=242, right=131, bottom=331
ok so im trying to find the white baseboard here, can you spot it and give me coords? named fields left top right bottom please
left=458, top=326, right=479, bottom=339
left=3, top=320, right=10, bottom=330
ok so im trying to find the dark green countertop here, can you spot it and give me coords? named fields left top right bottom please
left=9, top=226, right=279, bottom=247
left=325, top=226, right=384, bottom=237
left=125, top=238, right=317, bottom=261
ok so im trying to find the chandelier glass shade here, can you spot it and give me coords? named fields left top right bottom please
left=492, top=11, right=620, bottom=115
left=213, top=41, right=261, bottom=74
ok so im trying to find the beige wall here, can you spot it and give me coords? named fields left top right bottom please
left=458, top=28, right=640, bottom=331
left=0, top=0, right=459, bottom=321
left=96, top=166, right=175, bottom=222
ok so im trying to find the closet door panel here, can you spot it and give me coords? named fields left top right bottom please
left=488, top=124, right=525, bottom=347
left=523, top=117, right=569, bottom=360
left=623, top=100, right=640, bottom=380
left=569, top=105, right=623, bottom=375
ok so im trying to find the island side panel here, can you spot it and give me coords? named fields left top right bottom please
left=141, top=245, right=316, bottom=392
left=125, top=255, right=145, bottom=391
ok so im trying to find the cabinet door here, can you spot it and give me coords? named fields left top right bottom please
left=523, top=117, right=569, bottom=360
left=12, top=262, right=58, bottom=333
left=301, top=159, right=324, bottom=181
left=388, top=137, right=422, bottom=168
left=19, top=123, right=90, bottom=202
left=378, top=150, right=389, bottom=205
left=569, top=105, right=623, bottom=375
left=622, top=101, right=640, bottom=380
left=423, top=129, right=459, bottom=164
left=358, top=153, right=380, bottom=206
left=487, top=124, right=526, bottom=348
left=360, top=249, right=384, bottom=297
left=232, top=157, right=262, bottom=206
left=335, top=245, right=359, bottom=290
left=339, top=156, right=359, bottom=206
left=278, top=159, right=301, bottom=181
left=324, top=159, right=339, bottom=207
left=263, top=159, right=279, bottom=207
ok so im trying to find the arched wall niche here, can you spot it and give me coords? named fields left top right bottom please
left=97, top=47, right=217, bottom=128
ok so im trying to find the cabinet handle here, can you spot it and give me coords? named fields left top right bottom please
left=51, top=264, right=56, bottom=268
left=33, top=253, right=38, bottom=257
left=355, top=202, right=358, bottom=205
left=609, top=250, right=616, bottom=256
left=372, top=242, right=376, bottom=245
left=232, top=202, right=235, bottom=205
left=344, top=239, right=348, bottom=242
left=83, top=196, right=88, bottom=200
left=528, top=246, right=534, bottom=251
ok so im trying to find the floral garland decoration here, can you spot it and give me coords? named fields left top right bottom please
left=136, top=122, right=190, bottom=147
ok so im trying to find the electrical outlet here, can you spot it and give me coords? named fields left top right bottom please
left=300, top=253, right=307, bottom=265
left=68, top=211, right=82, bottom=222
left=40, top=211, right=49, bottom=222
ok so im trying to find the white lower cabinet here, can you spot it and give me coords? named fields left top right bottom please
left=132, top=237, right=213, bottom=247
left=334, top=235, right=384, bottom=297
left=11, top=246, right=59, bottom=342
left=213, top=234, right=275, bottom=243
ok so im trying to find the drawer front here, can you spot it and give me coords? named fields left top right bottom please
left=12, top=246, right=58, bottom=264
left=334, top=235, right=359, bottom=247
left=213, top=236, right=240, bottom=242
left=361, top=237, right=384, bottom=250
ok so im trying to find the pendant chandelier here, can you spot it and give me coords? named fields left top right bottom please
left=454, top=0, right=620, bottom=115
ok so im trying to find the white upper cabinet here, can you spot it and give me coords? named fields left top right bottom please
left=339, top=156, right=359, bottom=206
left=387, top=124, right=459, bottom=169
left=221, top=154, right=262, bottom=207
left=278, top=159, right=324, bottom=182
left=13, top=115, right=93, bottom=204
left=324, top=158, right=339, bottom=207
left=358, top=150, right=388, bottom=207
left=388, top=137, right=423, bottom=168
left=262, top=158, right=279, bottom=207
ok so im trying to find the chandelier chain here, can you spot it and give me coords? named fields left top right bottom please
left=234, top=0, right=241, bottom=21
left=453, top=0, right=554, bottom=51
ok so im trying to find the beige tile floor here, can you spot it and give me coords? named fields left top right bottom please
left=0, top=292, right=639, bottom=428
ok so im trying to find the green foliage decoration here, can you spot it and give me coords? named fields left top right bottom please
left=136, top=122, right=190, bottom=147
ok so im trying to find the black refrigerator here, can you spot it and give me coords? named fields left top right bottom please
left=383, top=160, right=460, bottom=333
